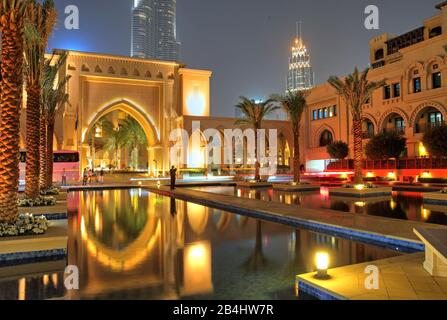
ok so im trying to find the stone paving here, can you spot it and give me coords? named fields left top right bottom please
left=297, top=253, right=447, bottom=300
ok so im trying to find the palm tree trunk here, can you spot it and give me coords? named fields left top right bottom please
left=293, top=127, right=301, bottom=183
left=25, top=85, right=41, bottom=199
left=353, top=119, right=363, bottom=184
left=46, top=121, right=55, bottom=189
left=254, top=126, right=260, bottom=181
left=39, top=114, right=47, bottom=190
left=0, top=13, right=25, bottom=223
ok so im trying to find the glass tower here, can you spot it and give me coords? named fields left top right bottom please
left=286, top=28, right=314, bottom=92
left=131, top=0, right=181, bottom=61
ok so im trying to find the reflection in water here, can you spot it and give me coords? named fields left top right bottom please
left=243, top=221, right=268, bottom=272
left=0, top=189, right=401, bottom=300
left=193, top=186, right=447, bottom=226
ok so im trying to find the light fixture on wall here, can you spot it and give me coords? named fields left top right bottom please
left=187, top=86, right=206, bottom=116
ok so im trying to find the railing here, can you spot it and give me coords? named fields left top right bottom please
left=415, top=122, right=444, bottom=134
left=326, top=157, right=447, bottom=171
left=383, top=127, right=405, bottom=135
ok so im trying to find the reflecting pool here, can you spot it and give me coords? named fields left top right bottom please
left=0, top=189, right=401, bottom=300
left=190, top=186, right=447, bottom=226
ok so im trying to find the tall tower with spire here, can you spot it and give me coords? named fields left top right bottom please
left=286, top=22, right=314, bottom=92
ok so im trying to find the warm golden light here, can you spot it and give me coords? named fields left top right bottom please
left=183, top=241, right=213, bottom=296
left=422, top=208, right=431, bottom=220
left=316, top=252, right=329, bottom=271
left=421, top=171, right=432, bottom=178
left=354, top=184, right=365, bottom=191
left=315, top=251, right=330, bottom=279
left=355, top=201, right=366, bottom=207
left=390, top=200, right=397, bottom=210
left=366, top=172, right=375, bottom=178
left=419, top=143, right=429, bottom=157
left=18, top=278, right=26, bottom=300
left=387, top=172, right=397, bottom=180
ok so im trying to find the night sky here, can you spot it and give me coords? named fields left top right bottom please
left=49, top=0, right=441, bottom=117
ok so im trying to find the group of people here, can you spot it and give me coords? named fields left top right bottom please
left=82, top=168, right=105, bottom=185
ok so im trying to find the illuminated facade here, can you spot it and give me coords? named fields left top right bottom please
left=131, top=0, right=181, bottom=61
left=303, top=2, right=447, bottom=177
left=21, top=50, right=292, bottom=177
left=286, top=31, right=314, bottom=92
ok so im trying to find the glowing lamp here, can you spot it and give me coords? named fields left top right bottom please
left=388, top=172, right=396, bottom=180
left=157, top=180, right=161, bottom=187
left=421, top=171, right=431, bottom=178
left=366, top=172, right=375, bottom=178
left=138, top=181, right=142, bottom=186
left=354, top=184, right=365, bottom=191
left=315, top=252, right=330, bottom=279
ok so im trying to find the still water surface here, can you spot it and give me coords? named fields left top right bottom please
left=190, top=186, right=447, bottom=226
left=0, top=189, right=401, bottom=300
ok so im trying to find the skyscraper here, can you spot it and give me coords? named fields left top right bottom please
left=286, top=23, right=314, bottom=92
left=131, top=0, right=181, bottom=61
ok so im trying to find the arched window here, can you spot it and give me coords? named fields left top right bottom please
left=374, top=48, right=384, bottom=61
left=319, top=130, right=333, bottom=147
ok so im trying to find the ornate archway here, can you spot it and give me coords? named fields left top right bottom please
left=83, top=99, right=160, bottom=147
left=314, top=124, right=335, bottom=148
left=409, top=101, right=447, bottom=127
left=378, top=108, right=409, bottom=131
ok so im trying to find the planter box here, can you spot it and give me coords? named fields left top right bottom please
left=328, top=187, right=393, bottom=198
left=235, top=181, right=273, bottom=189
left=273, top=184, right=320, bottom=192
left=0, top=220, right=67, bottom=265
left=423, top=192, right=447, bottom=205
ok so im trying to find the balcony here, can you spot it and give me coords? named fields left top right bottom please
left=415, top=122, right=444, bottom=134
left=383, top=127, right=405, bottom=135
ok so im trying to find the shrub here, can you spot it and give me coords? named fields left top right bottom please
left=40, top=187, right=60, bottom=196
left=18, top=196, right=57, bottom=207
left=0, top=214, right=49, bottom=237
left=365, top=131, right=407, bottom=160
left=422, top=124, right=447, bottom=157
left=327, top=141, right=349, bottom=160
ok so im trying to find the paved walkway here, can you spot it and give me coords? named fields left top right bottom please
left=146, top=186, right=447, bottom=250
left=297, top=253, right=447, bottom=300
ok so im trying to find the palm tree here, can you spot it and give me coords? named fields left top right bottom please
left=120, top=117, right=148, bottom=170
left=40, top=52, right=70, bottom=190
left=0, top=0, right=29, bottom=223
left=271, top=90, right=308, bottom=183
left=235, top=97, right=279, bottom=181
left=23, top=0, right=56, bottom=198
left=101, top=120, right=124, bottom=170
left=328, top=68, right=385, bottom=185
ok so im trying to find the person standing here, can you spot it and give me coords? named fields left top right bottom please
left=82, top=168, right=88, bottom=186
left=169, top=166, right=177, bottom=190
left=62, top=168, right=67, bottom=186
left=99, top=168, right=104, bottom=184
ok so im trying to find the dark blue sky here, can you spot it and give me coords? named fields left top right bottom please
left=49, top=0, right=441, bottom=117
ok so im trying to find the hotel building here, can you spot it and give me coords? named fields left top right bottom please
left=303, top=2, right=447, bottom=178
